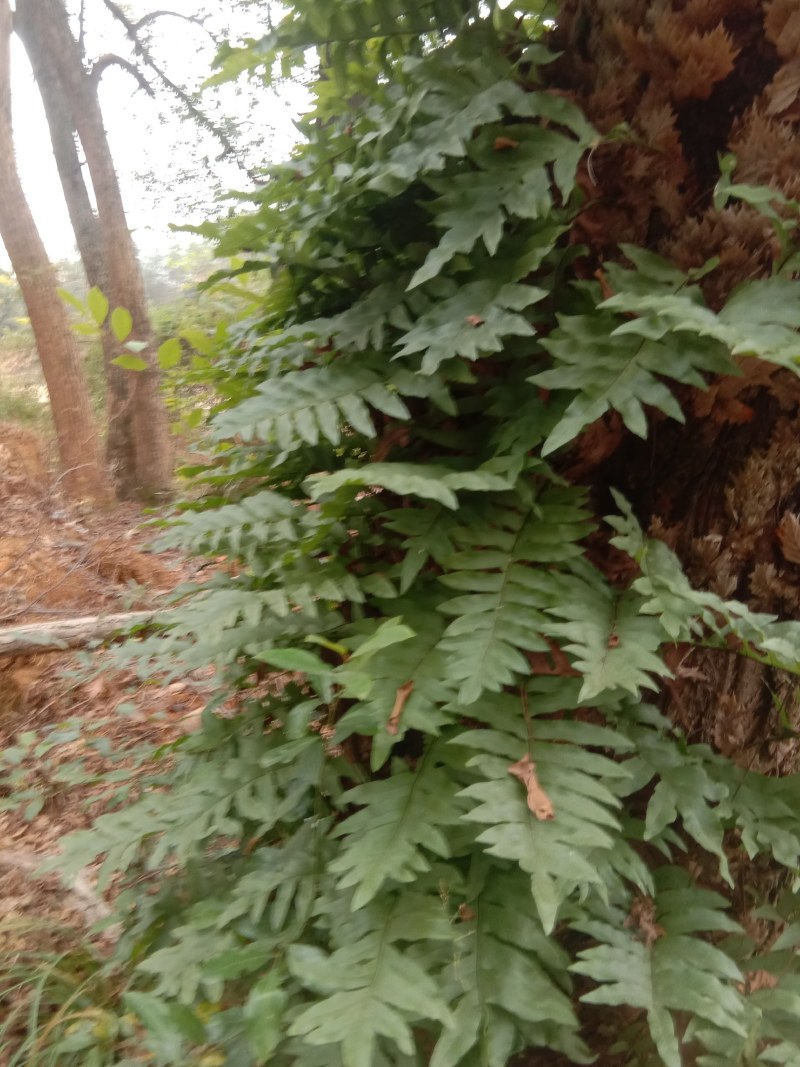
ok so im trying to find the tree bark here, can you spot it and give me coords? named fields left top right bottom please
left=548, top=1, right=800, bottom=770
left=7, top=29, right=136, bottom=495
left=14, top=0, right=173, bottom=502
left=0, top=0, right=112, bottom=506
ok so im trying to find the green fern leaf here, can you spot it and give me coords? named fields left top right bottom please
left=212, top=361, right=410, bottom=450
left=395, top=279, right=544, bottom=373
left=410, top=122, right=587, bottom=288
left=334, top=605, right=457, bottom=769
left=437, top=486, right=590, bottom=703
left=288, top=896, right=452, bottom=1067
left=307, top=462, right=512, bottom=510
left=382, top=504, right=463, bottom=593
left=430, top=868, right=589, bottom=1067
left=574, top=870, right=746, bottom=1067
left=330, top=742, right=464, bottom=907
left=546, top=564, right=669, bottom=701
left=155, top=490, right=298, bottom=561
left=454, top=691, right=631, bottom=932
left=534, top=314, right=730, bottom=455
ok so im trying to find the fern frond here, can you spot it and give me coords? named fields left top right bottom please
left=212, top=360, right=410, bottom=451
left=155, top=489, right=298, bottom=560
left=454, top=689, right=631, bottom=932
left=395, top=278, right=544, bottom=374
left=330, top=741, right=464, bottom=908
left=574, top=869, right=746, bottom=1067
left=436, top=485, right=590, bottom=703
left=430, top=867, right=591, bottom=1067
left=546, top=562, right=670, bottom=702
left=334, top=605, right=457, bottom=768
left=287, top=894, right=453, bottom=1067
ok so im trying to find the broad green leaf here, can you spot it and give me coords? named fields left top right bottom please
left=123, top=992, right=205, bottom=1063
left=112, top=354, right=148, bottom=371
left=111, top=306, right=133, bottom=341
left=244, top=973, right=288, bottom=1062
left=158, top=336, right=183, bottom=369
left=87, top=286, right=109, bottom=326
left=256, top=648, right=331, bottom=674
left=57, top=287, right=86, bottom=314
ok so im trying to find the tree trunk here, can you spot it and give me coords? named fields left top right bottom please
left=14, top=0, right=173, bottom=502
left=548, top=1, right=800, bottom=769
left=0, top=0, right=111, bottom=506
left=8, top=27, right=137, bottom=496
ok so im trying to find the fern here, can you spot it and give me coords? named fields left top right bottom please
left=430, top=866, right=591, bottom=1067
left=436, top=484, right=590, bottom=703
left=573, top=869, right=746, bottom=1067
left=454, top=688, right=633, bottom=932
left=330, top=742, right=465, bottom=907
left=287, top=894, right=453, bottom=1067
left=212, top=360, right=411, bottom=451
left=44, top=3, right=800, bottom=1066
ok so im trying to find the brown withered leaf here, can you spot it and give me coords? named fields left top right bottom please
left=387, top=680, right=414, bottom=736
left=744, top=969, right=779, bottom=994
left=624, top=895, right=665, bottom=948
left=766, top=59, right=800, bottom=116
left=594, top=268, right=614, bottom=300
left=777, top=512, right=800, bottom=565
left=508, top=754, right=555, bottom=820
left=372, top=422, right=410, bottom=462
left=764, top=0, right=800, bottom=61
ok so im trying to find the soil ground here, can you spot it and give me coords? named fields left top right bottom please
left=0, top=422, right=212, bottom=1061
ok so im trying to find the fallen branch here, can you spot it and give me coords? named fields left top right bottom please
left=0, top=611, right=159, bottom=656
left=0, top=849, right=117, bottom=932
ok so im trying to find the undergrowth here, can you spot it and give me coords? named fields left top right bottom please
left=16, top=1, right=800, bottom=1064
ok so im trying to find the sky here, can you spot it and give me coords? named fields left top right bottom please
left=5, top=0, right=307, bottom=269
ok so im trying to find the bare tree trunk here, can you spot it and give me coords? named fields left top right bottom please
left=6, top=34, right=136, bottom=495
left=0, top=0, right=111, bottom=506
left=548, top=0, right=800, bottom=770
left=14, top=0, right=173, bottom=502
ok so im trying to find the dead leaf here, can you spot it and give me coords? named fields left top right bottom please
left=624, top=895, right=665, bottom=947
left=508, top=754, right=555, bottom=820
left=777, top=512, right=800, bottom=564
left=766, top=59, right=800, bottom=116
left=493, top=136, right=519, bottom=151
left=744, top=969, right=779, bottom=993
left=594, top=268, right=614, bottom=300
left=387, top=680, right=414, bottom=736
left=372, top=423, right=410, bottom=462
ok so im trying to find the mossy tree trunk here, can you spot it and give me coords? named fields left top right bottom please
left=549, top=0, right=800, bottom=771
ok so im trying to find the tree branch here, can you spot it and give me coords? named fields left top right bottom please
left=0, top=610, right=159, bottom=656
left=100, top=0, right=248, bottom=169
left=132, top=9, right=210, bottom=36
left=90, top=53, right=155, bottom=96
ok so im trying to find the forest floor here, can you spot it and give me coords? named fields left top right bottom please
left=0, top=421, right=212, bottom=1058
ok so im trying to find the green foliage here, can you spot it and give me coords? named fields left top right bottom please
left=38, top=2, right=800, bottom=1065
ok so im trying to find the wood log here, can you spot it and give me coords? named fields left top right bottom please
left=0, top=610, right=158, bottom=655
